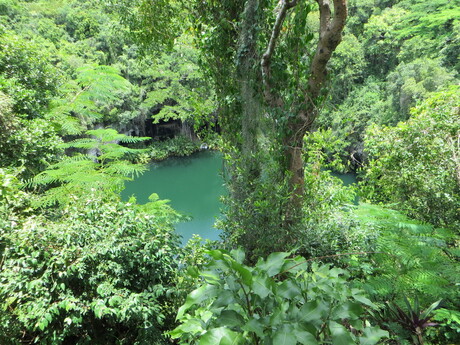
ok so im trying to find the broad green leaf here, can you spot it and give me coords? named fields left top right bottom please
left=352, top=290, right=376, bottom=309
left=201, top=270, right=221, bottom=285
left=299, top=300, right=328, bottom=323
left=207, top=250, right=224, bottom=260
left=257, top=252, right=290, bottom=277
left=220, top=333, right=244, bottom=345
left=170, top=319, right=204, bottom=339
left=359, top=327, right=389, bottom=345
left=253, top=274, right=272, bottom=299
left=293, top=328, right=318, bottom=345
left=198, top=327, right=241, bottom=345
left=213, top=290, right=237, bottom=308
left=177, top=285, right=218, bottom=319
left=281, top=256, right=309, bottom=274
left=242, top=317, right=265, bottom=338
left=187, top=265, right=200, bottom=278
left=329, top=321, right=355, bottom=345
left=231, top=248, right=245, bottom=263
left=277, top=279, right=301, bottom=300
left=216, top=310, right=245, bottom=328
left=231, top=261, right=253, bottom=287
left=332, top=301, right=363, bottom=319
left=273, top=324, right=297, bottom=345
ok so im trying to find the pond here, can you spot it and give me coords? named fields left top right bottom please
left=122, top=151, right=358, bottom=243
left=122, top=150, right=226, bottom=243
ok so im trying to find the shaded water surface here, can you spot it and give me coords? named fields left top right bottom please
left=122, top=151, right=225, bottom=243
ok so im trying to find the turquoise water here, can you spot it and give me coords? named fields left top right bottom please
left=123, top=152, right=359, bottom=242
left=122, top=151, right=225, bottom=243
left=330, top=171, right=358, bottom=186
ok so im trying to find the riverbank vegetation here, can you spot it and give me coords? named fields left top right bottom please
left=0, top=0, right=459, bottom=344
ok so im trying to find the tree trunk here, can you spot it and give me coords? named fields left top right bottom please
left=283, top=117, right=310, bottom=223
left=235, top=0, right=263, bottom=190
left=262, top=0, right=348, bottom=227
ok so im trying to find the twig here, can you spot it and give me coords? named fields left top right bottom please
left=278, top=251, right=396, bottom=276
left=261, top=0, right=299, bottom=107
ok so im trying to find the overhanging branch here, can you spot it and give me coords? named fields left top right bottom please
left=261, top=0, right=299, bottom=107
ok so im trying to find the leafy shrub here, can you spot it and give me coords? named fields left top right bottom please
left=147, top=135, right=200, bottom=161
left=171, top=248, right=388, bottom=344
left=0, top=195, right=182, bottom=345
left=0, top=31, right=60, bottom=116
left=0, top=117, right=63, bottom=179
left=361, top=87, right=460, bottom=229
left=347, top=204, right=459, bottom=344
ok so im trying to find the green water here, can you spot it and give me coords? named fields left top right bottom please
left=122, top=150, right=225, bottom=243
left=123, top=152, right=359, bottom=242
left=331, top=171, right=357, bottom=186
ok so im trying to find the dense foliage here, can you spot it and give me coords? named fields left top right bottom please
left=348, top=204, right=459, bottom=343
left=0, top=192, right=182, bottom=344
left=361, top=88, right=460, bottom=229
left=0, top=0, right=459, bottom=344
left=171, top=249, right=388, bottom=344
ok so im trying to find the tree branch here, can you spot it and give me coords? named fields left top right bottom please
left=261, top=0, right=299, bottom=107
left=308, top=0, right=347, bottom=102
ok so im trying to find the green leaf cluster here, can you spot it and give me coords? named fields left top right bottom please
left=347, top=203, right=459, bottom=343
left=48, top=64, right=133, bottom=135
left=29, top=128, right=148, bottom=207
left=361, top=87, right=460, bottom=228
left=171, top=249, right=388, bottom=345
left=0, top=195, right=182, bottom=345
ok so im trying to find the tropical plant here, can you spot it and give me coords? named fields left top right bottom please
left=0, top=195, right=182, bottom=345
left=29, top=128, right=148, bottom=207
left=171, top=248, right=388, bottom=344
left=350, top=204, right=459, bottom=305
left=345, top=203, right=459, bottom=344
left=360, top=87, right=460, bottom=229
left=377, top=297, right=441, bottom=345
left=48, top=64, right=133, bottom=135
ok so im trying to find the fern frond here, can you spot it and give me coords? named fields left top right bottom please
left=104, top=161, right=147, bottom=178
left=30, top=128, right=148, bottom=208
left=354, top=203, right=459, bottom=305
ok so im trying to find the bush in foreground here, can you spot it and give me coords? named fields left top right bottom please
left=0, top=194, right=182, bottom=345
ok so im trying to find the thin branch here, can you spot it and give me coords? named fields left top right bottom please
left=277, top=251, right=397, bottom=276
left=236, top=279, right=260, bottom=344
left=261, top=0, right=299, bottom=107
left=70, top=85, right=91, bottom=105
